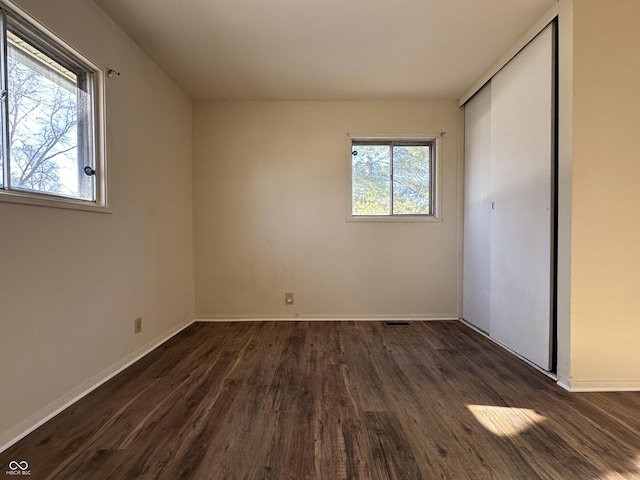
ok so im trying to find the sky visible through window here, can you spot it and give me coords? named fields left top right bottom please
left=5, top=30, right=93, bottom=200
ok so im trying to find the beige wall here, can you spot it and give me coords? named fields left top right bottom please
left=193, top=101, right=459, bottom=319
left=0, top=0, right=194, bottom=445
left=564, top=0, right=640, bottom=388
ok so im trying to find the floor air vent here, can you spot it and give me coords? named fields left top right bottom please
left=384, top=322, right=410, bottom=326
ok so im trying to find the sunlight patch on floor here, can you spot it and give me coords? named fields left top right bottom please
left=467, top=405, right=546, bottom=437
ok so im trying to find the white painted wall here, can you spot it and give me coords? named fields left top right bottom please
left=193, top=101, right=459, bottom=320
left=0, top=0, right=195, bottom=446
left=555, top=0, right=573, bottom=389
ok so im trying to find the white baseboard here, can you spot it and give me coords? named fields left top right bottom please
left=0, top=316, right=195, bottom=454
left=194, top=315, right=459, bottom=322
left=561, top=379, right=640, bottom=392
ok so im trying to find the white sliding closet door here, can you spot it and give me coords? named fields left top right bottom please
left=463, top=24, right=555, bottom=370
left=463, top=84, right=492, bottom=334
left=489, top=24, right=554, bottom=370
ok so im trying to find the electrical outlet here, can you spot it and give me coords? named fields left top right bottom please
left=134, top=317, right=142, bottom=334
left=285, top=292, right=294, bottom=305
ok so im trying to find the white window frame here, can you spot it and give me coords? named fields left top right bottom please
left=0, top=2, right=107, bottom=213
left=347, top=133, right=443, bottom=222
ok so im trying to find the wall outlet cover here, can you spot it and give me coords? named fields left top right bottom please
left=285, top=292, right=294, bottom=305
left=134, top=317, right=142, bottom=334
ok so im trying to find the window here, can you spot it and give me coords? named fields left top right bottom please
left=350, top=139, right=435, bottom=217
left=0, top=6, right=104, bottom=208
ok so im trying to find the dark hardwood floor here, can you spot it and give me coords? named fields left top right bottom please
left=3, top=321, right=640, bottom=479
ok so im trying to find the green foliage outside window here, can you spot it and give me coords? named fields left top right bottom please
left=352, top=141, right=432, bottom=216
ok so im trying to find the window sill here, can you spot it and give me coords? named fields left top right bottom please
left=0, top=191, right=111, bottom=213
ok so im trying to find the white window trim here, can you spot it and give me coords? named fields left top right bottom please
left=346, top=132, right=443, bottom=223
left=0, top=0, right=109, bottom=213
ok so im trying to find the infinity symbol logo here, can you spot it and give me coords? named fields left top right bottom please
left=8, top=461, right=29, bottom=470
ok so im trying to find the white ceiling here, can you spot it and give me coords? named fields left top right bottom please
left=94, top=0, right=556, bottom=101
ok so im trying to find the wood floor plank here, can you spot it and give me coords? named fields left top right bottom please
left=364, top=411, right=424, bottom=480
left=314, top=363, right=372, bottom=480
left=363, top=324, right=536, bottom=479
left=443, top=330, right=640, bottom=479
left=2, top=320, right=640, bottom=480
